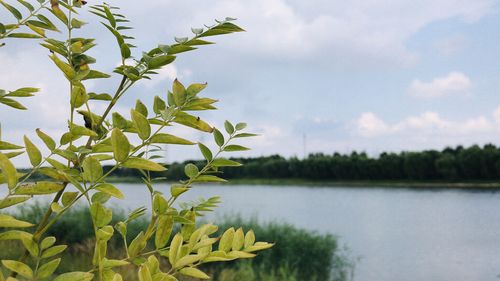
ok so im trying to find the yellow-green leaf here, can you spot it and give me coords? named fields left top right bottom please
left=49, top=54, right=75, bottom=80
left=82, top=156, right=102, bottom=182
left=0, top=153, right=18, bottom=189
left=173, top=112, right=213, bottom=133
left=218, top=228, right=235, bottom=252
left=0, top=196, right=30, bottom=209
left=53, top=271, right=94, bottom=281
left=131, top=109, right=150, bottom=140
left=168, top=233, right=183, bottom=265
left=41, top=245, right=67, bottom=258
left=23, top=136, right=41, bottom=166
left=232, top=228, right=244, bottom=251
left=138, top=265, right=152, bottom=281
left=15, top=182, right=64, bottom=195
left=0, top=141, right=23, bottom=150
left=95, top=183, right=124, bottom=199
left=0, top=214, right=32, bottom=228
left=150, top=133, right=194, bottom=145
left=155, top=214, right=173, bottom=249
left=178, top=267, right=210, bottom=280
left=111, top=128, right=129, bottom=162
left=122, top=158, right=166, bottom=171
left=1, top=260, right=32, bottom=279
left=36, top=258, right=61, bottom=279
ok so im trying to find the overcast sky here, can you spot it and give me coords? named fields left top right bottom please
left=1, top=0, right=500, bottom=165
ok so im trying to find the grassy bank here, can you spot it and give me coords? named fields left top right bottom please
left=1, top=204, right=354, bottom=281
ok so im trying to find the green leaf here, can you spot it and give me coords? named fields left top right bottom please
left=82, top=70, right=110, bottom=80
left=213, top=129, right=224, bottom=147
left=168, top=233, right=183, bottom=265
left=135, top=100, right=148, bottom=117
left=17, top=0, right=34, bottom=12
left=211, top=158, right=241, bottom=167
left=82, top=156, right=103, bottom=182
left=0, top=214, right=33, bottom=228
left=88, top=93, right=112, bottom=100
left=153, top=96, right=166, bottom=114
left=62, top=191, right=78, bottom=206
left=120, top=43, right=131, bottom=58
left=23, top=135, right=42, bottom=166
left=184, top=163, right=199, bottom=178
left=155, top=214, right=174, bottom=249
left=131, top=109, right=151, bottom=140
left=186, top=83, right=207, bottom=97
left=37, top=258, right=61, bottom=279
left=193, top=175, right=227, bottom=183
left=90, top=202, right=112, bottom=227
left=232, top=228, right=244, bottom=251
left=224, top=145, right=250, bottom=152
left=198, top=143, right=212, bottom=161
left=70, top=84, right=88, bottom=108
left=0, top=196, right=30, bottom=209
left=174, top=254, right=202, bottom=269
left=235, top=122, right=247, bottom=130
left=122, top=157, right=166, bottom=171
left=0, top=141, right=23, bottom=150
left=150, top=133, right=194, bottom=145
left=224, top=120, right=234, bottom=134
left=102, top=258, right=129, bottom=268
left=0, top=230, right=32, bottom=241
left=112, top=112, right=128, bottom=129
left=36, top=128, right=56, bottom=150
left=41, top=245, right=67, bottom=258
left=148, top=55, right=176, bottom=69
left=127, top=231, right=146, bottom=258
left=178, top=267, right=210, bottom=280
left=138, top=264, right=152, bottom=281
left=172, top=79, right=186, bottom=106
left=95, top=183, right=124, bottom=199
left=218, top=227, right=235, bottom=252
left=170, top=184, right=188, bottom=197
left=49, top=54, right=75, bottom=80
left=0, top=1, right=22, bottom=20
left=233, top=133, right=258, bottom=138
left=40, top=236, right=56, bottom=250
left=174, top=112, right=213, bottom=133
left=111, top=128, right=130, bottom=162
left=153, top=194, right=168, bottom=215
left=53, top=272, right=94, bottom=281
left=1, top=260, right=32, bottom=279
left=70, top=123, right=97, bottom=137
left=0, top=97, right=27, bottom=109
left=0, top=153, right=17, bottom=189
left=15, top=182, right=64, bottom=195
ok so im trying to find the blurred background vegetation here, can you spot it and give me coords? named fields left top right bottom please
left=0, top=203, right=354, bottom=281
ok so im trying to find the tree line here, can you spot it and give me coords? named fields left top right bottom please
left=101, top=144, right=500, bottom=181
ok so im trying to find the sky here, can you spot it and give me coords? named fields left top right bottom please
left=1, top=0, right=500, bottom=165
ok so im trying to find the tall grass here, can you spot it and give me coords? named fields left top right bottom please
left=3, top=203, right=354, bottom=281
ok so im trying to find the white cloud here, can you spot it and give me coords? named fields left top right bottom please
left=117, top=0, right=494, bottom=64
left=356, top=110, right=496, bottom=139
left=493, top=106, right=500, bottom=124
left=408, top=72, right=472, bottom=99
left=357, top=112, right=390, bottom=137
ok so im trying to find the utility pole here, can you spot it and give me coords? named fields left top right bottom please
left=303, top=133, right=307, bottom=159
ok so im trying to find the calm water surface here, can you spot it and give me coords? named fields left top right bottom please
left=11, top=184, right=500, bottom=281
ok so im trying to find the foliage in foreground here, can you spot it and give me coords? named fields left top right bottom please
left=0, top=1, right=272, bottom=280
left=2, top=204, right=352, bottom=281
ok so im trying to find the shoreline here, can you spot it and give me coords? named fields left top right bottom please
left=105, top=177, right=500, bottom=189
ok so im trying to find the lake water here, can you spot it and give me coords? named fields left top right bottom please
left=7, top=183, right=500, bottom=281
